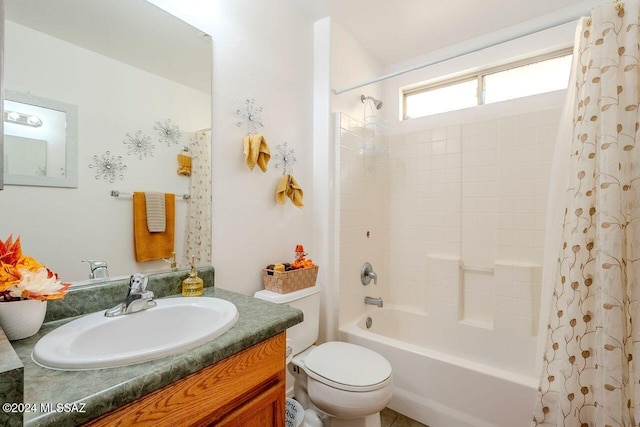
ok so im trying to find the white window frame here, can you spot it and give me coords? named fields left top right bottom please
left=402, top=48, right=573, bottom=120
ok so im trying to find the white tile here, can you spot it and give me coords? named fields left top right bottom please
left=536, top=109, right=562, bottom=127
left=462, top=288, right=493, bottom=324
left=462, top=152, right=479, bottom=168
left=447, top=138, right=462, bottom=153
left=417, top=130, right=433, bottom=143
left=432, top=127, right=447, bottom=141
left=495, top=296, right=514, bottom=314
left=480, top=119, right=499, bottom=135
left=447, top=125, right=462, bottom=139
left=478, top=197, right=497, bottom=213
left=446, top=152, right=462, bottom=169
left=446, top=168, right=461, bottom=183
left=432, top=140, right=447, bottom=154
left=462, top=135, right=479, bottom=153
left=477, top=149, right=499, bottom=166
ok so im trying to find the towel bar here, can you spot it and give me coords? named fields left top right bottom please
left=110, top=190, right=190, bottom=200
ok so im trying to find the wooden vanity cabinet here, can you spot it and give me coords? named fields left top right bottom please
left=84, top=332, right=286, bottom=427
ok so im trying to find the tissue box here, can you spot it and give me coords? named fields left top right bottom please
left=262, top=265, right=319, bottom=294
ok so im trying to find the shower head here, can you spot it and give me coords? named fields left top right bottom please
left=361, top=95, right=383, bottom=110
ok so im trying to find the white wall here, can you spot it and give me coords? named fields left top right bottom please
left=205, top=1, right=315, bottom=296
left=330, top=21, right=385, bottom=119
left=146, top=0, right=317, bottom=297
left=1, top=20, right=210, bottom=281
left=323, top=20, right=391, bottom=335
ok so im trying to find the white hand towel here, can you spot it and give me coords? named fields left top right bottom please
left=145, top=192, right=166, bottom=232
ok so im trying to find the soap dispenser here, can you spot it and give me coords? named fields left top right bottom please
left=182, top=256, right=204, bottom=297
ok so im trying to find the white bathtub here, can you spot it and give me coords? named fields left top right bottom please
left=339, top=308, right=539, bottom=427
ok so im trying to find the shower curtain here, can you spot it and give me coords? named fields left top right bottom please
left=182, top=130, right=212, bottom=266
left=533, top=1, right=640, bottom=425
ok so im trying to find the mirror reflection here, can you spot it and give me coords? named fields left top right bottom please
left=1, top=0, right=212, bottom=282
left=3, top=90, right=78, bottom=187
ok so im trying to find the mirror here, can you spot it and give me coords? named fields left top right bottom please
left=4, top=89, right=78, bottom=187
left=2, top=0, right=212, bottom=282
left=0, top=0, right=4, bottom=191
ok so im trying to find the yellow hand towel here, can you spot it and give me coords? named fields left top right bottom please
left=276, top=173, right=304, bottom=208
left=243, top=134, right=270, bottom=172
left=177, top=153, right=191, bottom=176
left=133, top=192, right=175, bottom=262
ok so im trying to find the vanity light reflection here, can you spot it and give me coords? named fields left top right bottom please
left=4, top=109, right=42, bottom=127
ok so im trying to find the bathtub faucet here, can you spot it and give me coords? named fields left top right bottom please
left=364, top=296, right=383, bottom=308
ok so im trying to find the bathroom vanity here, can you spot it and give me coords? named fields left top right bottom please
left=0, top=267, right=302, bottom=426
left=85, top=333, right=286, bottom=426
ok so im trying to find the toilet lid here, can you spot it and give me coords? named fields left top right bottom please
left=303, top=342, right=392, bottom=391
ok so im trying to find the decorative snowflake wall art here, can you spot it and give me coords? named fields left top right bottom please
left=236, top=99, right=264, bottom=135
left=123, top=130, right=154, bottom=159
left=89, top=151, right=127, bottom=183
left=275, top=142, right=297, bottom=174
left=154, top=119, right=182, bottom=146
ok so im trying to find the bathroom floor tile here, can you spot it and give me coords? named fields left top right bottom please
left=381, top=408, right=429, bottom=427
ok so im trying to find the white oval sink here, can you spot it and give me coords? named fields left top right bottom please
left=32, top=297, right=239, bottom=370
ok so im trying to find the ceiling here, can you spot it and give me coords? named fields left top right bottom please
left=287, top=0, right=601, bottom=66
left=4, top=0, right=212, bottom=93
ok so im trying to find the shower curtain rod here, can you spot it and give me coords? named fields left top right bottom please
left=333, top=14, right=585, bottom=95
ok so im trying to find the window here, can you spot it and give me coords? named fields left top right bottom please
left=403, top=49, right=572, bottom=119
left=405, top=78, right=478, bottom=118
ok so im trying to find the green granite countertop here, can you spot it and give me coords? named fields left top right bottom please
left=3, top=285, right=302, bottom=426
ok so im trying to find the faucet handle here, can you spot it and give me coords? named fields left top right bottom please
left=162, top=252, right=177, bottom=271
left=128, top=273, right=149, bottom=293
left=82, top=260, right=108, bottom=279
left=361, top=262, right=377, bottom=286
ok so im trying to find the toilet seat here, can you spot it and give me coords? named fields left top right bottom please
left=303, top=342, right=392, bottom=392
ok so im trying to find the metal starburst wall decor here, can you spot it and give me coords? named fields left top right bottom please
left=274, top=142, right=297, bottom=174
left=89, top=151, right=127, bottom=183
left=236, top=99, right=264, bottom=135
left=154, top=119, right=182, bottom=146
left=123, top=130, right=154, bottom=159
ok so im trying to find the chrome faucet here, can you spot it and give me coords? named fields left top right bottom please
left=361, top=262, right=377, bottom=285
left=104, top=273, right=157, bottom=317
left=82, top=260, right=109, bottom=279
left=364, top=296, right=383, bottom=308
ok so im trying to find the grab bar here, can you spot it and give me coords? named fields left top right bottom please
left=460, top=264, right=494, bottom=274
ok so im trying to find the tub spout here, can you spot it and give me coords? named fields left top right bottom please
left=364, top=296, right=383, bottom=308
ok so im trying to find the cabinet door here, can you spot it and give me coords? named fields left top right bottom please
left=215, top=382, right=285, bottom=427
left=83, top=333, right=285, bottom=427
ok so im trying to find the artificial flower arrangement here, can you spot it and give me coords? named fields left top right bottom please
left=0, top=235, right=69, bottom=302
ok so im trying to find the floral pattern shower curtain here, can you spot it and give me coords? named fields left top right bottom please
left=533, top=1, right=640, bottom=425
left=182, top=130, right=212, bottom=266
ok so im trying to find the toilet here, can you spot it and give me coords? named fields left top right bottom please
left=254, top=286, right=393, bottom=427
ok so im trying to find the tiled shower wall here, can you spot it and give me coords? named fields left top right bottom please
left=337, top=113, right=390, bottom=325
left=387, top=108, right=561, bottom=331
left=336, top=108, right=560, bottom=342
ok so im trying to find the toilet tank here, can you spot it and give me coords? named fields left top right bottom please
left=254, top=286, right=320, bottom=356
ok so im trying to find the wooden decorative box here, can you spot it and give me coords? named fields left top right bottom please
left=262, top=265, right=319, bottom=294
